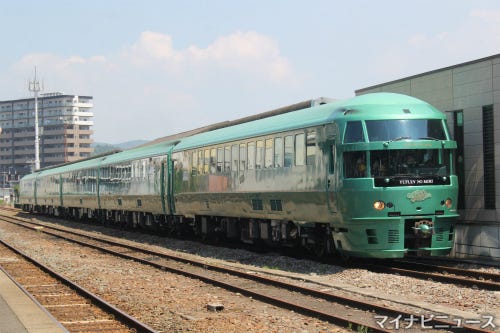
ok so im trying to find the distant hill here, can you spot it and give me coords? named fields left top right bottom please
left=91, top=140, right=148, bottom=156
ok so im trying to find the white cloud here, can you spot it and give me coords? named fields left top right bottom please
left=123, top=31, right=294, bottom=83
left=470, top=8, right=500, bottom=22
left=370, top=8, right=500, bottom=83
left=5, top=31, right=298, bottom=142
left=126, top=32, right=181, bottom=66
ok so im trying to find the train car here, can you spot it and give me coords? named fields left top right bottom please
left=333, top=93, right=457, bottom=258
left=169, top=93, right=458, bottom=258
left=20, top=142, right=177, bottom=226
left=97, top=141, right=177, bottom=227
left=20, top=156, right=106, bottom=217
left=19, top=170, right=40, bottom=212
left=19, top=92, right=458, bottom=259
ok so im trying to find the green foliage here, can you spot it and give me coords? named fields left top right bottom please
left=92, top=144, right=120, bottom=156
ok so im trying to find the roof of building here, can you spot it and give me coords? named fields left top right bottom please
left=0, top=94, right=93, bottom=104
left=356, top=53, right=500, bottom=94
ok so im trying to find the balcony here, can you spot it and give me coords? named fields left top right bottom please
left=44, top=147, right=64, bottom=154
left=42, top=138, right=65, bottom=145
left=14, top=131, right=35, bottom=138
left=77, top=138, right=94, bottom=145
left=43, top=156, right=65, bottom=163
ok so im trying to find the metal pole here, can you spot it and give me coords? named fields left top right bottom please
left=29, top=67, right=42, bottom=170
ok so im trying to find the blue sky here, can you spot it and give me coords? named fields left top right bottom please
left=1, top=0, right=499, bottom=143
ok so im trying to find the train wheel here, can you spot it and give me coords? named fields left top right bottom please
left=339, top=251, right=351, bottom=263
left=313, top=235, right=334, bottom=258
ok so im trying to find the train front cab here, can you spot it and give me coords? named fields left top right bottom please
left=332, top=120, right=459, bottom=259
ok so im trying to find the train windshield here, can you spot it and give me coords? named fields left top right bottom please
left=365, top=119, right=446, bottom=142
left=370, top=149, right=450, bottom=177
left=343, top=149, right=452, bottom=179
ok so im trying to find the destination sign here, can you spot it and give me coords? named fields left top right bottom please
left=374, top=176, right=450, bottom=187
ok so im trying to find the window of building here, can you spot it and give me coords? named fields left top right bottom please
left=483, top=105, right=496, bottom=209
left=452, top=110, right=465, bottom=209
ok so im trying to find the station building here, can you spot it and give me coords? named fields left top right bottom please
left=0, top=93, right=94, bottom=183
left=356, top=53, right=500, bottom=260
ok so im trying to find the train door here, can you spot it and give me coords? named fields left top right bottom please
left=160, top=159, right=167, bottom=214
left=325, top=123, right=337, bottom=214
left=166, top=154, right=175, bottom=214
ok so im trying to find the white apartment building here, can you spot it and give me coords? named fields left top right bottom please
left=0, top=93, right=94, bottom=183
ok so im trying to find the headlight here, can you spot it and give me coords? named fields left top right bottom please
left=373, top=201, right=385, bottom=210
left=444, top=198, right=452, bottom=209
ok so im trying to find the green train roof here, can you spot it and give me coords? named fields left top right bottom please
left=173, top=93, right=445, bottom=151
left=338, top=92, right=446, bottom=121
left=22, top=141, right=176, bottom=180
left=21, top=92, right=445, bottom=180
left=99, top=140, right=176, bottom=166
left=36, top=156, right=107, bottom=177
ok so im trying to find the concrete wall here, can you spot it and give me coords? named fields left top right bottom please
left=356, top=54, right=500, bottom=260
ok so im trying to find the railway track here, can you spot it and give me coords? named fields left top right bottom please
left=363, top=260, right=500, bottom=291
left=0, top=238, right=157, bottom=333
left=0, top=212, right=495, bottom=333
left=6, top=206, right=499, bottom=291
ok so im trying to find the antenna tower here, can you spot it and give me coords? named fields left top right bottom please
left=28, top=67, right=43, bottom=171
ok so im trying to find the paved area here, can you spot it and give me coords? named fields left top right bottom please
left=0, top=268, right=67, bottom=333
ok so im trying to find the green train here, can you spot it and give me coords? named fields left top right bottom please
left=19, top=93, right=458, bottom=259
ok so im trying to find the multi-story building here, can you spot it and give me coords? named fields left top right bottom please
left=0, top=93, right=94, bottom=183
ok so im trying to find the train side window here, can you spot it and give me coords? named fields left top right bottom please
left=231, top=144, right=239, bottom=171
left=255, top=140, right=264, bottom=169
left=344, top=121, right=365, bottom=143
left=344, top=151, right=367, bottom=178
left=274, top=137, right=283, bottom=167
left=204, top=149, right=210, bottom=174
left=210, top=148, right=217, bottom=173
left=143, top=159, right=148, bottom=178
left=284, top=135, right=294, bottom=167
left=295, top=133, right=305, bottom=166
left=224, top=146, right=231, bottom=172
left=306, top=131, right=316, bottom=165
left=240, top=143, right=247, bottom=170
left=247, top=142, right=256, bottom=170
left=217, top=147, right=224, bottom=172
left=192, top=151, right=198, bottom=174
left=329, top=142, right=335, bottom=174
left=198, top=150, right=203, bottom=174
left=265, top=139, right=273, bottom=168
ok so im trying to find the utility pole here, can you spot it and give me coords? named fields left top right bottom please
left=28, top=67, right=43, bottom=170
